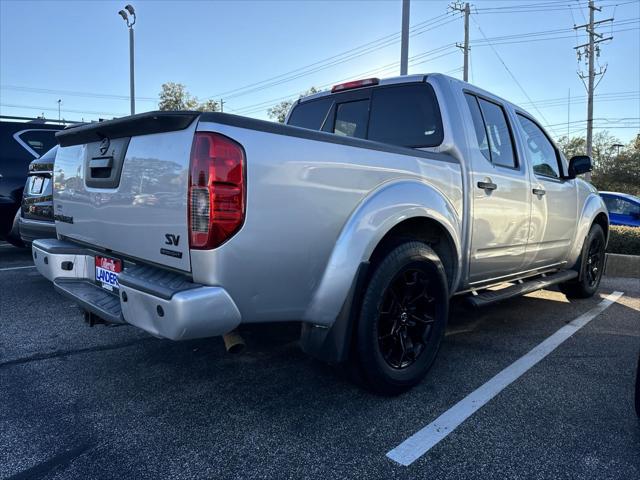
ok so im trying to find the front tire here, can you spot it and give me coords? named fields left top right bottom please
left=560, top=224, right=606, bottom=299
left=353, top=241, right=449, bottom=395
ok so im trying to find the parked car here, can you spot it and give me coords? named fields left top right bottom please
left=600, top=191, right=640, bottom=227
left=19, top=146, right=57, bottom=245
left=32, top=74, right=607, bottom=394
left=0, top=117, right=65, bottom=246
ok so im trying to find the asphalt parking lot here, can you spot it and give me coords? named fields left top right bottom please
left=1, top=242, right=639, bottom=480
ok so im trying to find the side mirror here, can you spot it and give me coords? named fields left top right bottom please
left=568, top=155, right=592, bottom=179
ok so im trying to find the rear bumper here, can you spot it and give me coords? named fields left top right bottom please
left=19, top=217, right=56, bottom=244
left=32, top=239, right=241, bottom=340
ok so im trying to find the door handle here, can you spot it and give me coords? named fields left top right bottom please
left=477, top=181, right=497, bottom=191
left=532, top=188, right=546, bottom=196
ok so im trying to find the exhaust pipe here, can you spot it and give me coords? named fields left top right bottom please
left=223, top=329, right=246, bottom=354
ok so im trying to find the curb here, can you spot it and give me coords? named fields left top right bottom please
left=604, top=253, right=640, bottom=278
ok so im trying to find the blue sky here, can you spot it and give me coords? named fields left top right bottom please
left=1, top=0, right=638, bottom=142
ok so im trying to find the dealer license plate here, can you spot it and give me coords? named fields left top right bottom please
left=95, top=255, right=122, bottom=292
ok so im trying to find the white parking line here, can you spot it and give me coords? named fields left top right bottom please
left=386, top=290, right=624, bottom=467
left=0, top=265, right=36, bottom=272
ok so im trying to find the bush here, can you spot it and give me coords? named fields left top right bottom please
left=606, top=225, right=640, bottom=256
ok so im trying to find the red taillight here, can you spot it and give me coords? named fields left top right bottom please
left=188, top=132, right=245, bottom=249
left=331, top=77, right=379, bottom=93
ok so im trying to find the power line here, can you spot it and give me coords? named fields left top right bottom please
left=228, top=19, right=636, bottom=116
left=470, top=16, right=558, bottom=134
left=0, top=85, right=157, bottom=102
left=232, top=45, right=458, bottom=115
left=0, top=103, right=126, bottom=117
left=204, top=13, right=461, bottom=101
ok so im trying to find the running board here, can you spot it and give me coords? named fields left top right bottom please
left=467, top=270, right=578, bottom=308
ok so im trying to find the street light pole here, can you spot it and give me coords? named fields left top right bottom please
left=129, top=25, right=135, bottom=115
left=400, top=0, right=410, bottom=75
left=119, top=5, right=136, bottom=115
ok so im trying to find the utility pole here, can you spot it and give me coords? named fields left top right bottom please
left=57, top=99, right=61, bottom=122
left=574, top=0, right=613, bottom=179
left=400, top=0, right=410, bottom=75
left=451, top=2, right=471, bottom=81
left=220, top=99, right=225, bottom=113
left=118, top=5, right=137, bottom=115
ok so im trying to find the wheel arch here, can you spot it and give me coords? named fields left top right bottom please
left=368, top=216, right=458, bottom=291
left=300, top=179, right=462, bottom=364
left=567, top=191, right=609, bottom=269
left=593, top=211, right=609, bottom=244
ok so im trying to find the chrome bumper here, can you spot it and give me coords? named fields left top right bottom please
left=31, top=239, right=241, bottom=340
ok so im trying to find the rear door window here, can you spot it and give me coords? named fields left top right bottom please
left=368, top=84, right=443, bottom=147
left=287, top=98, right=333, bottom=130
left=333, top=100, right=369, bottom=139
left=476, top=98, right=517, bottom=168
left=464, top=93, right=491, bottom=162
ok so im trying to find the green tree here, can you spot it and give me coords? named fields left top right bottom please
left=557, top=131, right=640, bottom=195
left=556, top=135, right=586, bottom=160
left=267, top=87, right=320, bottom=123
left=158, top=82, right=219, bottom=112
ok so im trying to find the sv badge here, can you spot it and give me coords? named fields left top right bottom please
left=165, top=234, right=180, bottom=246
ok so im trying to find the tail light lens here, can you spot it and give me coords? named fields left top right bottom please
left=189, top=132, right=245, bottom=249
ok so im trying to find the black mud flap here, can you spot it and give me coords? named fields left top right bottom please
left=300, top=262, right=369, bottom=365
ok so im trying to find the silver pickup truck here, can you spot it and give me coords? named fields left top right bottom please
left=33, top=73, right=608, bottom=394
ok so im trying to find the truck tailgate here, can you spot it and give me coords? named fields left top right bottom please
left=53, top=112, right=200, bottom=272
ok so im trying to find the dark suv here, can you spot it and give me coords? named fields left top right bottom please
left=19, top=146, right=57, bottom=244
left=0, top=117, right=65, bottom=246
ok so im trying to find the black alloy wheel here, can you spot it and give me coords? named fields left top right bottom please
left=377, top=266, right=438, bottom=370
left=560, top=223, right=606, bottom=299
left=353, top=241, right=449, bottom=395
left=585, top=234, right=604, bottom=288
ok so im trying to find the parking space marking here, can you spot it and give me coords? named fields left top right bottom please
left=386, top=290, right=624, bottom=467
left=0, top=265, right=36, bottom=272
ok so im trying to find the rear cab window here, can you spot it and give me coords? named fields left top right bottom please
left=464, top=92, right=519, bottom=169
left=334, top=100, right=369, bottom=138
left=287, top=82, right=444, bottom=148
left=286, top=97, right=333, bottom=130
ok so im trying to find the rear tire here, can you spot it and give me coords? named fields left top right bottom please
left=559, top=224, right=605, bottom=299
left=352, top=241, right=449, bottom=395
left=5, top=210, right=25, bottom=248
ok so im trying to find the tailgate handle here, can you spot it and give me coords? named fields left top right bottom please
left=89, top=157, right=113, bottom=169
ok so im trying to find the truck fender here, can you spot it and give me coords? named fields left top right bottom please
left=305, top=179, right=462, bottom=326
left=567, top=188, right=609, bottom=270
left=300, top=179, right=462, bottom=364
